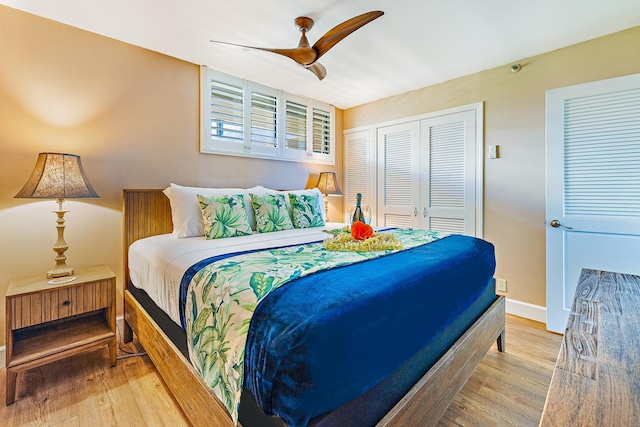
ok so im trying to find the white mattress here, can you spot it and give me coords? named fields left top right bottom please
left=128, top=223, right=346, bottom=326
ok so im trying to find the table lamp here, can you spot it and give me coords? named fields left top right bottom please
left=315, top=171, right=342, bottom=218
left=15, top=152, right=99, bottom=280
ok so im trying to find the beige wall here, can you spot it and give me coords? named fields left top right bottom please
left=1, top=5, right=639, bottom=350
left=344, top=25, right=640, bottom=309
left=0, top=6, right=343, bottom=348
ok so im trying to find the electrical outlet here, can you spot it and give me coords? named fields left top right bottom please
left=496, top=278, right=507, bottom=292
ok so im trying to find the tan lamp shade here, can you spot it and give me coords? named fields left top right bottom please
left=315, top=172, right=342, bottom=196
left=15, top=152, right=98, bottom=279
left=15, top=152, right=99, bottom=199
left=316, top=172, right=342, bottom=218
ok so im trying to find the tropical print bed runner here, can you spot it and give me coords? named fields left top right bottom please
left=185, top=228, right=449, bottom=423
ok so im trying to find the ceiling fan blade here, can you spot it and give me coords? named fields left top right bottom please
left=211, top=40, right=317, bottom=66
left=211, top=10, right=383, bottom=79
left=312, top=11, right=384, bottom=61
left=306, top=62, right=327, bottom=80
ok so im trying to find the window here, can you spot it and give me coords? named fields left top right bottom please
left=200, top=66, right=335, bottom=164
left=285, top=99, right=307, bottom=151
left=210, top=79, right=243, bottom=145
left=312, top=107, right=332, bottom=154
left=251, top=91, right=278, bottom=148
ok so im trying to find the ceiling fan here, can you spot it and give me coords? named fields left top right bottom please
left=211, top=10, right=384, bottom=80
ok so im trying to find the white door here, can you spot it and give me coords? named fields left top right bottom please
left=546, top=73, right=640, bottom=333
left=377, top=121, right=421, bottom=227
left=420, top=110, right=477, bottom=235
left=376, top=106, right=482, bottom=235
left=343, top=129, right=376, bottom=224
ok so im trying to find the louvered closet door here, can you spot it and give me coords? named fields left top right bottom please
left=546, top=73, right=640, bottom=332
left=377, top=122, right=421, bottom=227
left=420, top=110, right=476, bottom=235
left=344, top=130, right=375, bottom=224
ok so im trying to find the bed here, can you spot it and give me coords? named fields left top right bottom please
left=122, top=187, right=505, bottom=427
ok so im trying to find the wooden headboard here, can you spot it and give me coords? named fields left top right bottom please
left=122, top=189, right=173, bottom=290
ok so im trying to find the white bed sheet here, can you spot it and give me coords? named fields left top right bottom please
left=129, top=223, right=346, bottom=326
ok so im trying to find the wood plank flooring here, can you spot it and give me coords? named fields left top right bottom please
left=438, top=315, right=562, bottom=427
left=0, top=314, right=562, bottom=426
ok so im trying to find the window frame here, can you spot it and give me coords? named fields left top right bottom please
left=200, top=66, right=335, bottom=165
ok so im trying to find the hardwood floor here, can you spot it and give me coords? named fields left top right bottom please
left=438, top=315, right=562, bottom=427
left=0, top=314, right=562, bottom=426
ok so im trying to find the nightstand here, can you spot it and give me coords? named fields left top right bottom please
left=5, top=265, right=116, bottom=405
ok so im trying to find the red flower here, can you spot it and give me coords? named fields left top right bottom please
left=351, top=221, right=374, bottom=240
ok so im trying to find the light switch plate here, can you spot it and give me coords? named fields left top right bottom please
left=489, top=145, right=499, bottom=159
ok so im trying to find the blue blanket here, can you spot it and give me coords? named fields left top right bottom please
left=182, top=229, right=450, bottom=423
left=243, top=234, right=496, bottom=426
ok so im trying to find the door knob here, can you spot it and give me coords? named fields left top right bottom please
left=549, top=219, right=573, bottom=229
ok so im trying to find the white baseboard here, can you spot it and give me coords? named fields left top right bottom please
left=505, top=297, right=547, bottom=324
left=0, top=316, right=126, bottom=370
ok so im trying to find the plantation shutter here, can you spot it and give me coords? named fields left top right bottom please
left=285, top=100, right=308, bottom=151
left=250, top=91, right=278, bottom=148
left=210, top=79, right=244, bottom=144
left=563, top=88, right=640, bottom=219
left=201, top=67, right=335, bottom=164
left=312, top=108, right=332, bottom=154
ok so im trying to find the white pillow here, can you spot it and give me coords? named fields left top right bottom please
left=252, top=186, right=326, bottom=223
left=163, top=183, right=259, bottom=238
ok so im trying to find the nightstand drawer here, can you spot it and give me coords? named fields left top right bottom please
left=9, top=279, right=113, bottom=330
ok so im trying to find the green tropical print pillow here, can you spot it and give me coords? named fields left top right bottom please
left=250, top=193, right=294, bottom=233
left=197, top=194, right=253, bottom=239
left=289, top=193, right=325, bottom=228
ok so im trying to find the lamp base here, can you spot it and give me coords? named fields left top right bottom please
left=48, top=276, right=77, bottom=285
left=47, top=201, right=73, bottom=279
left=47, top=264, right=74, bottom=279
left=323, top=194, right=329, bottom=219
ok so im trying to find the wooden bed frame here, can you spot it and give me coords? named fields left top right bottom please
left=122, top=189, right=506, bottom=426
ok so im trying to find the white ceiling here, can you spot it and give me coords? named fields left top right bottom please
left=3, top=0, right=640, bottom=109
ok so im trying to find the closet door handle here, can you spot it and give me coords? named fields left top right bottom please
left=414, top=207, right=418, bottom=217
left=423, top=207, right=427, bottom=218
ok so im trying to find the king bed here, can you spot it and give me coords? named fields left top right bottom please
left=122, top=187, right=505, bottom=426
